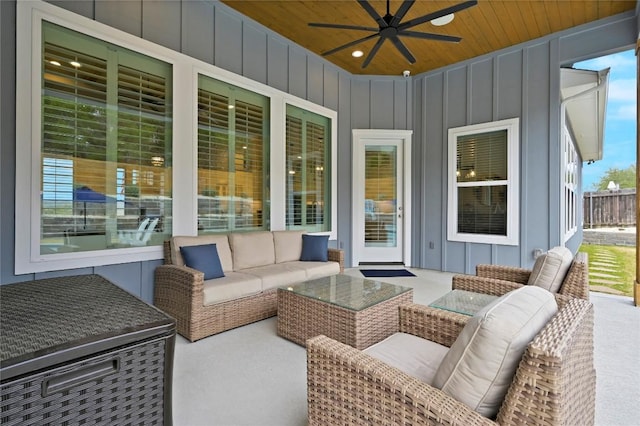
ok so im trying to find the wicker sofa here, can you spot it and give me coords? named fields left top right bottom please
left=307, top=294, right=595, bottom=425
left=452, top=251, right=589, bottom=300
left=154, top=230, right=344, bottom=341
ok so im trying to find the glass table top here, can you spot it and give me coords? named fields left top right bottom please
left=429, top=289, right=498, bottom=316
left=282, top=274, right=411, bottom=311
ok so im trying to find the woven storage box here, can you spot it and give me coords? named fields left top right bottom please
left=0, top=275, right=176, bottom=426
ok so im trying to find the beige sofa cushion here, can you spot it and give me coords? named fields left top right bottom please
left=433, top=286, right=558, bottom=418
left=229, top=231, right=275, bottom=271
left=202, top=271, right=262, bottom=305
left=364, top=332, right=449, bottom=384
left=171, top=235, right=233, bottom=272
left=241, top=263, right=308, bottom=291
left=527, top=246, right=573, bottom=293
left=284, top=261, right=341, bottom=280
left=273, top=230, right=304, bottom=263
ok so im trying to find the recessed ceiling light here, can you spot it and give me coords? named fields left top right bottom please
left=352, top=50, right=364, bottom=58
left=228, top=105, right=235, bottom=109
left=431, top=13, right=454, bottom=26
left=70, top=61, right=81, bottom=67
left=49, top=60, right=61, bottom=66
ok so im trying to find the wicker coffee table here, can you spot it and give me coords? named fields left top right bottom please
left=277, top=274, right=413, bottom=350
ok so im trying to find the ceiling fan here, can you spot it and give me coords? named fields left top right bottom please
left=309, top=0, right=478, bottom=69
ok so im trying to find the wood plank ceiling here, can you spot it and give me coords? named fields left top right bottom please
left=220, top=0, right=636, bottom=76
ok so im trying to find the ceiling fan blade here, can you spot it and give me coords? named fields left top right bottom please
left=308, top=22, right=378, bottom=32
left=390, top=36, right=416, bottom=64
left=321, top=33, right=380, bottom=57
left=398, top=30, right=462, bottom=43
left=362, top=36, right=386, bottom=68
left=390, top=0, right=416, bottom=27
left=398, top=0, right=477, bottom=31
left=357, top=0, right=388, bottom=28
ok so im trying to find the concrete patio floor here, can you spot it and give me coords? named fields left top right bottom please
left=172, top=267, right=640, bottom=425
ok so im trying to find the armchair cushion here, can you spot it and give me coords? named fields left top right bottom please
left=364, top=332, right=449, bottom=383
left=179, top=243, right=225, bottom=280
left=433, top=286, right=558, bottom=418
left=527, top=246, right=573, bottom=292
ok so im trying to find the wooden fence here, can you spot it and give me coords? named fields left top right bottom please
left=583, top=189, right=636, bottom=228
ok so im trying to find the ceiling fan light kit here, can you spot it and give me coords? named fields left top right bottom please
left=308, top=0, right=478, bottom=69
left=431, top=13, right=455, bottom=26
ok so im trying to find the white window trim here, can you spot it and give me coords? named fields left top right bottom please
left=447, top=117, right=520, bottom=246
left=274, top=98, right=337, bottom=238
left=15, top=0, right=337, bottom=274
left=561, top=126, right=579, bottom=242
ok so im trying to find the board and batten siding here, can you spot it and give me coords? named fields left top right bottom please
left=411, top=10, right=637, bottom=274
left=0, top=0, right=411, bottom=298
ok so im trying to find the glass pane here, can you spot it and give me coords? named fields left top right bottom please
left=40, top=22, right=172, bottom=255
left=364, top=146, right=397, bottom=247
left=284, top=274, right=411, bottom=311
left=456, top=129, right=507, bottom=183
left=457, top=185, right=507, bottom=235
left=285, top=104, right=331, bottom=232
left=197, top=75, right=270, bottom=233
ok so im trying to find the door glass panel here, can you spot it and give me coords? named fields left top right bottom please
left=364, top=145, right=397, bottom=247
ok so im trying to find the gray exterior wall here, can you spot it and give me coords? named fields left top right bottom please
left=0, top=0, right=636, bottom=298
left=0, top=0, right=411, bottom=299
left=412, top=11, right=637, bottom=274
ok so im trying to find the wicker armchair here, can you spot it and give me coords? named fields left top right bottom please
left=452, top=252, right=589, bottom=300
left=307, top=296, right=595, bottom=425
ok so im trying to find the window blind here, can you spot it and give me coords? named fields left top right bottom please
left=364, top=148, right=396, bottom=244
left=285, top=105, right=330, bottom=231
left=455, top=129, right=508, bottom=235
left=286, top=115, right=303, bottom=226
left=456, top=130, right=507, bottom=182
left=42, top=42, right=108, bottom=235
left=197, top=76, right=268, bottom=232
left=41, top=21, right=172, bottom=252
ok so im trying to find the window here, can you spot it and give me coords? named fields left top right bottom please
left=15, top=1, right=337, bottom=273
left=447, top=118, right=519, bottom=245
left=40, top=22, right=172, bottom=255
left=197, top=75, right=270, bottom=233
left=285, top=104, right=331, bottom=232
left=364, top=146, right=397, bottom=246
left=562, top=126, right=579, bottom=241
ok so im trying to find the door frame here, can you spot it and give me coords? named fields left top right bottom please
left=352, top=129, right=412, bottom=267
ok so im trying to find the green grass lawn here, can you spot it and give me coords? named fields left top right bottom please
left=579, top=244, right=636, bottom=297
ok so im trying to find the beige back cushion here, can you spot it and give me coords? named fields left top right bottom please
left=527, top=246, right=574, bottom=293
left=170, top=235, right=233, bottom=272
left=273, top=230, right=304, bottom=263
left=228, top=232, right=275, bottom=271
left=432, top=286, right=558, bottom=418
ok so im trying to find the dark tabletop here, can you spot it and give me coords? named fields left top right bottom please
left=0, top=274, right=173, bottom=369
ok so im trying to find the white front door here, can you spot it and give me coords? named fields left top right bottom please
left=352, top=129, right=412, bottom=266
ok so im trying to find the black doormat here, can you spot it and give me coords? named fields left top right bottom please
left=360, top=269, right=416, bottom=278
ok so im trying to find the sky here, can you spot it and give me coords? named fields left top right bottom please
left=574, top=50, right=637, bottom=191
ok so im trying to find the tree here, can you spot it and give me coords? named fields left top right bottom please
left=594, top=165, right=636, bottom=190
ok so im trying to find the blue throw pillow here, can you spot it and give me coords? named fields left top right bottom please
left=300, top=234, right=329, bottom=262
left=180, top=244, right=225, bottom=280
